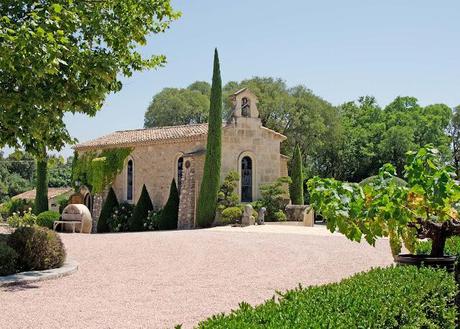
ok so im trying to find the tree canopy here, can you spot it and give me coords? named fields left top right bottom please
left=0, top=0, right=179, bottom=157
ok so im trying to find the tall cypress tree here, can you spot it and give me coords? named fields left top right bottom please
left=34, top=157, right=49, bottom=214
left=196, top=49, right=222, bottom=227
left=159, top=179, right=179, bottom=230
left=289, top=144, right=304, bottom=205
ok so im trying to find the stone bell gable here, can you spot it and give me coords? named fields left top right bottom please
left=74, top=88, right=289, bottom=229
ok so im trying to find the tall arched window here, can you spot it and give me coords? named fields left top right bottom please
left=127, top=159, right=133, bottom=201
left=241, top=156, right=253, bottom=202
left=177, top=156, right=184, bottom=191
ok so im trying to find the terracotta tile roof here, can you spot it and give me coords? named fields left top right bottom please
left=74, top=123, right=209, bottom=150
left=12, top=187, right=73, bottom=201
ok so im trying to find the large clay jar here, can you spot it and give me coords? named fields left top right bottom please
left=61, top=204, right=93, bottom=233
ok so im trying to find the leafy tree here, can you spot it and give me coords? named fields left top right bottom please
left=196, top=49, right=222, bottom=228
left=144, top=84, right=210, bottom=127
left=0, top=0, right=179, bottom=211
left=48, top=156, right=72, bottom=187
left=97, top=187, right=119, bottom=233
left=449, top=106, right=460, bottom=177
left=158, top=179, right=179, bottom=230
left=129, top=185, right=153, bottom=232
left=289, top=145, right=304, bottom=205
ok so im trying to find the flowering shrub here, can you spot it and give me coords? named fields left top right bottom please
left=7, top=209, right=37, bottom=228
left=107, top=203, right=134, bottom=232
left=145, top=210, right=162, bottom=231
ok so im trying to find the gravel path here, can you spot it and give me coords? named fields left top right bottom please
left=0, top=225, right=393, bottom=329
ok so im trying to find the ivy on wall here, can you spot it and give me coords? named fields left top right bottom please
left=72, top=148, right=132, bottom=193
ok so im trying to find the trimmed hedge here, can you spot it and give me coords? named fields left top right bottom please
left=158, top=179, right=179, bottom=230
left=34, top=157, right=49, bottom=214
left=289, top=144, right=304, bottom=205
left=8, top=226, right=66, bottom=271
left=197, top=266, right=457, bottom=328
left=98, top=187, right=119, bottom=233
left=36, top=210, right=60, bottom=228
left=129, top=185, right=153, bottom=232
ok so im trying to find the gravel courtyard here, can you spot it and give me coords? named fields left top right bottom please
left=1, top=225, right=393, bottom=329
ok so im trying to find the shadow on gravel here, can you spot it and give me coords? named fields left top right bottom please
left=2, top=282, right=40, bottom=292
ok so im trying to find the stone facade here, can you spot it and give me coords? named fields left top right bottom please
left=75, top=88, right=289, bottom=228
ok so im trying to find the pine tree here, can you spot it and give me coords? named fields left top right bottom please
left=159, top=179, right=179, bottom=230
left=129, top=184, right=153, bottom=231
left=196, top=49, right=222, bottom=227
left=97, top=187, right=119, bottom=233
left=289, top=144, right=304, bottom=205
left=34, top=157, right=49, bottom=214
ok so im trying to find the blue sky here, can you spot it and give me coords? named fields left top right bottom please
left=43, top=1, right=460, bottom=156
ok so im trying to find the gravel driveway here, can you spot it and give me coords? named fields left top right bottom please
left=0, top=225, right=393, bottom=329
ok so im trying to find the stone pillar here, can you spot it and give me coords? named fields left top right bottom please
left=178, top=157, right=196, bottom=229
left=91, top=193, right=104, bottom=233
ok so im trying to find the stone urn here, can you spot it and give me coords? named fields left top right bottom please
left=285, top=204, right=314, bottom=226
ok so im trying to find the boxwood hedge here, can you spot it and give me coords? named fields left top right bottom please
left=197, top=266, right=457, bottom=328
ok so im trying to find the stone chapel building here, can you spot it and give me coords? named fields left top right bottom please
left=74, top=88, right=288, bottom=228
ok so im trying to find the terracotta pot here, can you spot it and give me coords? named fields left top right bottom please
left=395, top=254, right=457, bottom=273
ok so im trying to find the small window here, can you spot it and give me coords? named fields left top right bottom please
left=177, top=157, right=184, bottom=190
left=127, top=159, right=133, bottom=201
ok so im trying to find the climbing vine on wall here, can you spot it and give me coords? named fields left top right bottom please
left=72, top=148, right=132, bottom=193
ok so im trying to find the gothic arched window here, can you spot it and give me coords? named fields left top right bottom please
left=127, top=159, right=133, bottom=201
left=241, top=156, right=253, bottom=202
left=241, top=97, right=250, bottom=117
left=177, top=156, right=184, bottom=190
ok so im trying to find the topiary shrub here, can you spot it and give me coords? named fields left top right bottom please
left=36, top=210, right=60, bottom=228
left=259, top=177, right=291, bottom=221
left=221, top=207, right=242, bottom=225
left=8, top=226, right=66, bottom=271
left=289, top=144, right=304, bottom=205
left=129, top=185, right=153, bottom=232
left=159, top=179, right=179, bottom=230
left=146, top=209, right=162, bottom=231
left=97, top=187, right=119, bottom=233
left=34, top=157, right=49, bottom=214
left=0, top=243, right=18, bottom=276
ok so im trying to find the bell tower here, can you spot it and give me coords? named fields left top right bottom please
left=229, top=88, right=260, bottom=121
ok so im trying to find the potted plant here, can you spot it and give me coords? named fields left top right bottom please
left=307, top=146, right=460, bottom=271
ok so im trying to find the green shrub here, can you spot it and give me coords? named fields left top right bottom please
left=0, top=243, right=18, bottom=276
left=273, top=210, right=286, bottom=221
left=259, top=177, right=291, bottom=221
left=416, top=236, right=460, bottom=256
left=8, top=226, right=66, bottom=271
left=7, top=209, right=37, bottom=227
left=221, top=207, right=242, bottom=225
left=34, top=157, right=49, bottom=214
left=0, top=198, right=34, bottom=219
left=129, top=185, right=153, bottom=232
left=197, top=266, right=457, bottom=328
left=217, top=171, right=240, bottom=212
left=36, top=210, right=60, bottom=228
left=107, top=202, right=134, bottom=232
left=145, top=209, right=162, bottom=231
left=97, top=187, right=119, bottom=233
left=55, top=195, right=69, bottom=214
left=159, top=179, right=179, bottom=230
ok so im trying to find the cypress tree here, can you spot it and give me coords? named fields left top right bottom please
left=196, top=49, right=222, bottom=227
left=34, top=157, right=49, bottom=214
left=289, top=144, right=304, bottom=205
left=97, top=187, right=119, bottom=233
left=159, top=179, right=179, bottom=230
left=129, top=184, right=153, bottom=231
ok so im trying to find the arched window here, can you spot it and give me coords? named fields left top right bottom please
left=241, top=97, right=250, bottom=117
left=241, top=156, right=253, bottom=202
left=177, top=156, right=184, bottom=190
left=127, top=159, right=133, bottom=201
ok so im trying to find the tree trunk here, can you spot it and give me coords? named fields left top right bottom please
left=430, top=230, right=447, bottom=257
left=34, top=157, right=49, bottom=214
